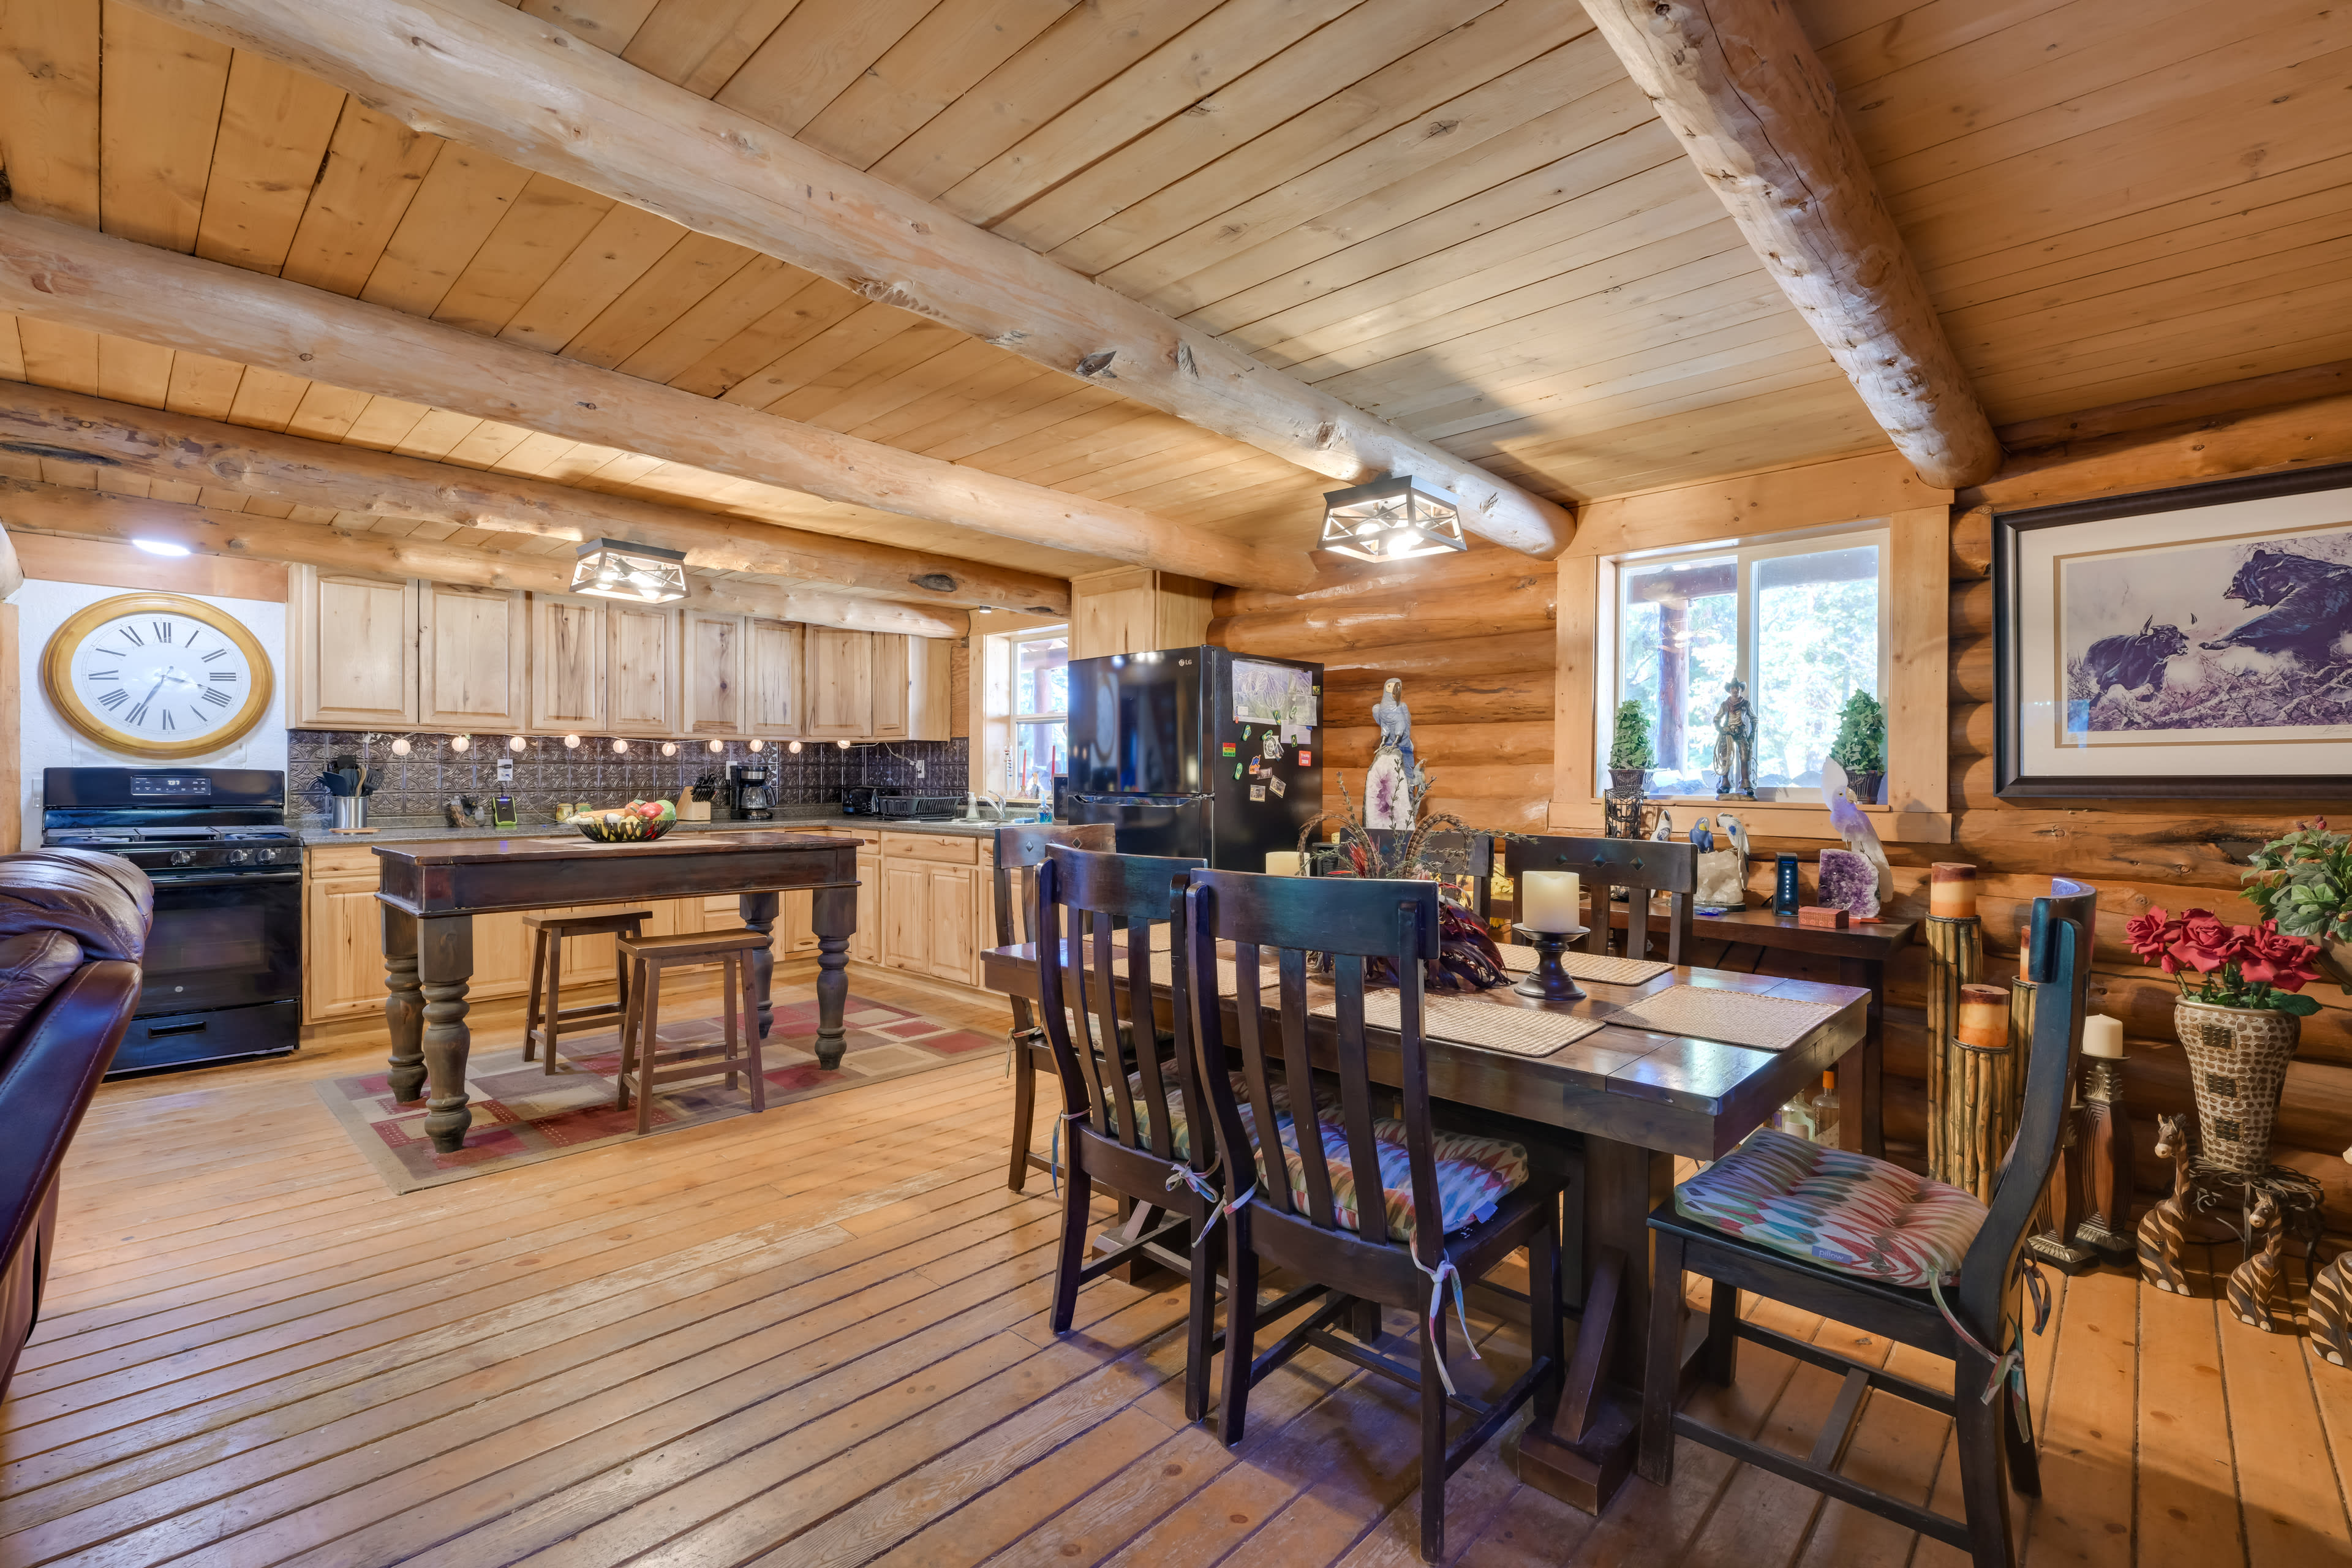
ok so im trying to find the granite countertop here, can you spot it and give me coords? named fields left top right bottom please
left=298, top=812, right=1023, bottom=846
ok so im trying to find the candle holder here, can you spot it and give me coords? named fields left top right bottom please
left=1511, top=924, right=1589, bottom=1003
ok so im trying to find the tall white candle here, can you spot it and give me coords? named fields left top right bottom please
left=2081, top=1014, right=2125, bottom=1058
left=1520, top=871, right=1582, bottom=932
left=1264, top=851, right=1303, bottom=876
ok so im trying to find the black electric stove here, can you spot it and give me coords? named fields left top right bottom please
left=43, top=768, right=302, bottom=1077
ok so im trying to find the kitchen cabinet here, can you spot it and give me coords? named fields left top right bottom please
left=679, top=610, right=745, bottom=737
left=288, top=568, right=418, bottom=728
left=870, top=633, right=909, bottom=739
left=745, top=619, right=804, bottom=737
left=924, top=863, right=980, bottom=986
left=529, top=596, right=605, bottom=733
left=853, top=848, right=879, bottom=965
left=1068, top=567, right=1216, bottom=662
left=880, top=858, right=931, bottom=974
left=606, top=603, right=678, bottom=735
left=417, top=582, right=528, bottom=732
left=907, top=637, right=951, bottom=742
left=805, top=628, right=872, bottom=738
left=873, top=833, right=990, bottom=987
left=302, top=870, right=389, bottom=1022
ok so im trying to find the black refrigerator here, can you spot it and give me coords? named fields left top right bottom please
left=1065, top=646, right=1324, bottom=869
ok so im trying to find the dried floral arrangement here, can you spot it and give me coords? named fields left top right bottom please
left=1298, top=772, right=1518, bottom=992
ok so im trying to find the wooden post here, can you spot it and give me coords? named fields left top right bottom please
left=1923, top=913, right=1982, bottom=1183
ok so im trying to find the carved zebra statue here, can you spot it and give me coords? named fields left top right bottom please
left=2226, top=1189, right=2287, bottom=1331
left=2136, top=1112, right=2195, bottom=1294
left=2313, top=1145, right=2352, bottom=1367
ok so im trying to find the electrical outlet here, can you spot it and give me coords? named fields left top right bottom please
left=914, top=758, right=925, bottom=778
left=496, top=756, right=514, bottom=783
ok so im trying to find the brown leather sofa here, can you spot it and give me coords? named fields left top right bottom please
left=0, top=849, right=153, bottom=1401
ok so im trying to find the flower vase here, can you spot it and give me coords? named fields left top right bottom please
left=2173, top=998, right=2301, bottom=1174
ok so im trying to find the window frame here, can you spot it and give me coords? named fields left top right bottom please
left=973, top=618, right=1071, bottom=801
left=1599, top=524, right=1893, bottom=803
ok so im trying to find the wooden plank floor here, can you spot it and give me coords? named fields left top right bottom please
left=6, top=964, right=2350, bottom=1567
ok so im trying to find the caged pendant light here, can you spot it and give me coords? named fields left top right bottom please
left=572, top=538, right=689, bottom=603
left=1317, top=476, right=1467, bottom=562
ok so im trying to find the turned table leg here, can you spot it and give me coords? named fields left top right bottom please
left=382, top=905, right=425, bottom=1103
left=418, top=914, right=476, bottom=1154
left=812, top=884, right=856, bottom=1070
left=740, top=891, right=780, bottom=1043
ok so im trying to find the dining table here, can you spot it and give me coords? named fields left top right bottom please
left=981, top=937, right=1868, bottom=1515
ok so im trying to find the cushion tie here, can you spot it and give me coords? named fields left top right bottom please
left=1410, top=1248, right=1480, bottom=1396
left=1162, top=1161, right=1241, bottom=1253
left=1047, top=1108, right=1091, bottom=1194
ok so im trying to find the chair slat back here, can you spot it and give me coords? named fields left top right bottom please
left=993, top=823, right=1116, bottom=1036
left=1503, top=835, right=1697, bottom=963
left=1034, top=846, right=1205, bottom=1168
left=1186, top=872, right=1445, bottom=1263
left=1959, top=883, right=2098, bottom=1336
left=1362, top=829, right=1498, bottom=922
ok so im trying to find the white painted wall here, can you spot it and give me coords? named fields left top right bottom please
left=17, top=579, right=287, bottom=826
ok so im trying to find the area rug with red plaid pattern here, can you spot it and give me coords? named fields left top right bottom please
left=314, top=992, right=999, bottom=1193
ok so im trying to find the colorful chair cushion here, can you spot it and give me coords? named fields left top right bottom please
left=1271, top=1115, right=1529, bottom=1242
left=1675, top=1128, right=1987, bottom=1287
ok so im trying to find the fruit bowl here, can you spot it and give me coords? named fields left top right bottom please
left=570, top=810, right=677, bottom=844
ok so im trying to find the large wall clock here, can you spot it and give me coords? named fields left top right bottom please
left=42, top=592, right=275, bottom=759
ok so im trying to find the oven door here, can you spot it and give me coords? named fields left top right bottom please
left=139, top=870, right=303, bottom=1017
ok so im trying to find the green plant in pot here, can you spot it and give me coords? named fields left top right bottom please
left=1826, top=690, right=1886, bottom=805
left=2242, top=818, right=2352, bottom=993
left=1608, top=699, right=1653, bottom=794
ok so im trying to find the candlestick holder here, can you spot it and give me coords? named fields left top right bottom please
left=1511, top=924, right=1589, bottom=1003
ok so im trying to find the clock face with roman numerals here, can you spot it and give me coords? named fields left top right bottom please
left=42, top=593, right=274, bottom=760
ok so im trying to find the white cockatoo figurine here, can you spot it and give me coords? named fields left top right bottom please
left=1717, top=812, right=1749, bottom=864
left=1649, top=807, right=1675, bottom=842
left=1820, top=759, right=1892, bottom=900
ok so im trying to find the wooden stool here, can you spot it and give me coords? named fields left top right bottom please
left=615, top=927, right=769, bottom=1134
left=522, top=910, right=652, bottom=1074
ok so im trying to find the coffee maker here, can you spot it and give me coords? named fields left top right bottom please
left=725, top=760, right=774, bottom=820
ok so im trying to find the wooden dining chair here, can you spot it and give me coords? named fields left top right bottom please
left=1362, top=828, right=1499, bottom=924
left=995, top=822, right=1117, bottom=1192
left=1184, top=870, right=1567, bottom=1563
left=1503, top=835, right=1697, bottom=963
left=1641, top=883, right=2097, bottom=1568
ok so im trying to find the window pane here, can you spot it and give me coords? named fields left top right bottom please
left=1013, top=720, right=1066, bottom=798
left=1618, top=557, right=1735, bottom=794
left=1014, top=636, right=1067, bottom=717
left=1753, top=545, right=1880, bottom=790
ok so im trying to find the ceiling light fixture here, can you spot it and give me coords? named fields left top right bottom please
left=836, top=739, right=851, bottom=750
left=748, top=738, right=765, bottom=752
left=611, top=738, right=630, bottom=754
left=788, top=740, right=802, bottom=754
left=570, top=537, right=688, bottom=603
left=132, top=538, right=191, bottom=557
left=564, top=734, right=582, bottom=750
left=1317, top=476, right=1467, bottom=563
left=707, top=739, right=725, bottom=753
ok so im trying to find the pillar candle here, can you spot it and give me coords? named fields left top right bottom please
left=1264, top=851, right=1303, bottom=876
left=1929, top=862, right=1980, bottom=919
left=1957, top=984, right=2010, bottom=1050
left=1520, top=871, right=1582, bottom=932
left=2081, top=1014, right=2125, bottom=1058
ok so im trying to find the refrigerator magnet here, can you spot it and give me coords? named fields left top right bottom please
left=1250, top=785, right=1267, bottom=802
left=1267, top=775, right=1286, bottom=797
left=1221, top=742, right=1237, bottom=756
left=1246, top=756, right=1261, bottom=776
left=1234, top=763, right=1243, bottom=778
left=1261, top=733, right=1281, bottom=758
left=1297, top=749, right=1312, bottom=766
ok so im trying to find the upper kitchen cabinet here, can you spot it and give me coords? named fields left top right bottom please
left=870, top=633, right=910, bottom=739
left=288, top=567, right=418, bottom=728
left=417, top=583, right=527, bottom=733
left=908, top=637, right=951, bottom=742
left=1068, top=568, right=1215, bottom=661
left=606, top=604, right=679, bottom=735
left=678, top=609, right=744, bottom=737
left=528, top=595, right=605, bottom=733
left=805, top=628, right=872, bottom=739
left=744, top=619, right=804, bottom=737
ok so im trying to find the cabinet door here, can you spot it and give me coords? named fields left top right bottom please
left=529, top=596, right=605, bottom=732
left=881, top=859, right=930, bottom=972
left=679, top=609, right=744, bottom=736
left=906, top=637, right=951, bottom=741
left=607, top=604, right=678, bottom=735
left=870, top=635, right=910, bottom=739
left=853, top=850, right=879, bottom=965
left=291, top=568, right=417, bottom=728
left=303, top=874, right=386, bottom=1022
left=745, top=619, right=804, bottom=737
left=805, top=628, right=872, bottom=738
left=418, top=582, right=527, bottom=732
left=781, top=888, right=817, bottom=955
left=470, top=908, right=534, bottom=1001
left=925, top=862, right=976, bottom=985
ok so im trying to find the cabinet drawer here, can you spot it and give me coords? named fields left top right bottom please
left=880, top=833, right=978, bottom=865
left=306, top=844, right=380, bottom=878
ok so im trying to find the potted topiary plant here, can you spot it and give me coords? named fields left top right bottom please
left=2243, top=818, right=2352, bottom=992
left=1608, top=699, right=1653, bottom=794
left=1827, top=690, right=1887, bottom=805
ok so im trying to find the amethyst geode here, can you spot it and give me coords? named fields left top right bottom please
left=1816, top=848, right=1880, bottom=920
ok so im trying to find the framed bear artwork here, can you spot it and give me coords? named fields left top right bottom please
left=1994, top=464, right=2352, bottom=798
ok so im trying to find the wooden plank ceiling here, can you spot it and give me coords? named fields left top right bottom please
left=0, top=0, right=2346, bottom=589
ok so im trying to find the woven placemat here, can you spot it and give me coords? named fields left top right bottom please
left=1309, top=991, right=1608, bottom=1058
left=1604, top=984, right=1839, bottom=1052
left=1496, top=945, right=1673, bottom=985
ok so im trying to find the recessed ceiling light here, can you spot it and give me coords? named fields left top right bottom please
left=132, top=538, right=190, bottom=557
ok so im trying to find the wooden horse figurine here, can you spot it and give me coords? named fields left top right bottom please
left=2226, top=1190, right=2287, bottom=1331
left=2136, top=1112, right=2195, bottom=1294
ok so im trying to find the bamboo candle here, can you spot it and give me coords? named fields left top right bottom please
left=1923, top=913, right=1985, bottom=1185
left=1945, top=982, right=2018, bottom=1203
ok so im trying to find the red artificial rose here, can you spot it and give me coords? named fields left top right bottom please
left=2239, top=925, right=2321, bottom=991
left=2124, top=907, right=2181, bottom=965
left=2174, top=909, right=2239, bottom=974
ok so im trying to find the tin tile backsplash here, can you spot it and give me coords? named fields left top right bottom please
left=287, top=732, right=968, bottom=827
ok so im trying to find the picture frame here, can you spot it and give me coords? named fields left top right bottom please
left=1994, top=464, right=2352, bottom=799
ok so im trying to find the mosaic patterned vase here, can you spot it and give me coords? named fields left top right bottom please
left=2173, top=998, right=2301, bottom=1175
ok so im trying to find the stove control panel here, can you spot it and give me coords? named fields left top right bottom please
left=129, top=774, right=214, bottom=799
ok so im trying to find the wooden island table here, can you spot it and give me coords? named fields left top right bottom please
left=375, top=832, right=859, bottom=1153
left=982, top=939, right=1866, bottom=1514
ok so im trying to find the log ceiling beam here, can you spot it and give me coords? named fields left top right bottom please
left=116, top=0, right=1572, bottom=560
left=0, top=478, right=962, bottom=636
left=0, top=206, right=1312, bottom=594
left=0, top=381, right=1068, bottom=614
left=1579, top=0, right=2001, bottom=491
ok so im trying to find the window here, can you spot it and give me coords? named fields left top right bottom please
left=1607, top=530, right=1887, bottom=800
left=1009, top=631, right=1068, bottom=799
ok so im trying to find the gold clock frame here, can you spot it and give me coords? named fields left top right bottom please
left=41, top=592, right=276, bottom=760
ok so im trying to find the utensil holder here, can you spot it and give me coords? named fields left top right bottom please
left=331, top=796, right=368, bottom=832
